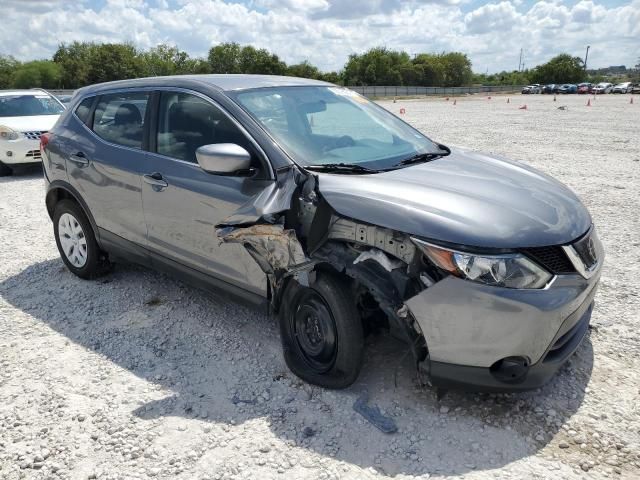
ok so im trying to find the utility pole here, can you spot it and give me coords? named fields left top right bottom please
left=518, top=48, right=523, bottom=72
left=584, top=45, right=590, bottom=72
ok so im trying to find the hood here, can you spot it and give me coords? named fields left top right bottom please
left=317, top=148, right=591, bottom=249
left=0, top=115, right=60, bottom=132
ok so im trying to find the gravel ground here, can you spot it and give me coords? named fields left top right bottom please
left=1, top=93, right=639, bottom=480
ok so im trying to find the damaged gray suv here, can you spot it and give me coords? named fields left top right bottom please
left=42, top=75, right=603, bottom=391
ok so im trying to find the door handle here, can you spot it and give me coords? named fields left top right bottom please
left=143, top=172, right=168, bottom=189
left=69, top=151, right=89, bottom=166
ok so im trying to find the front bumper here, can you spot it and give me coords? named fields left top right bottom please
left=1, top=137, right=42, bottom=165
left=421, top=294, right=595, bottom=392
left=406, top=246, right=602, bottom=392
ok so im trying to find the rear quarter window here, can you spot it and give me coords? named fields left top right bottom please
left=74, top=97, right=95, bottom=126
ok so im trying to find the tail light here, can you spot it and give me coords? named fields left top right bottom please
left=40, top=132, right=51, bottom=150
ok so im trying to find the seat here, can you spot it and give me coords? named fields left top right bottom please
left=112, top=103, right=143, bottom=147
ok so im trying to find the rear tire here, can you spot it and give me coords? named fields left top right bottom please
left=0, top=162, right=12, bottom=177
left=53, top=199, right=106, bottom=279
left=279, top=271, right=364, bottom=389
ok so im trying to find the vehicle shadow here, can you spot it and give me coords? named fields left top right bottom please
left=0, top=164, right=43, bottom=182
left=0, top=258, right=594, bottom=477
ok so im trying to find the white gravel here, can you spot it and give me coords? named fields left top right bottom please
left=1, top=93, right=639, bottom=480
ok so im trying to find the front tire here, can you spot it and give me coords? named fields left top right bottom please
left=53, top=199, right=105, bottom=279
left=279, top=272, right=364, bottom=389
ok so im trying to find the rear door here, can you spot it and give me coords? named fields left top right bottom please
left=141, top=90, right=271, bottom=296
left=66, top=91, right=150, bottom=249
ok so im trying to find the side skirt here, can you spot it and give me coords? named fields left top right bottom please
left=99, top=228, right=268, bottom=311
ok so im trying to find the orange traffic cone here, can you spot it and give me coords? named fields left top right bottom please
left=587, top=99, right=591, bottom=107
left=519, top=104, right=527, bottom=110
left=507, top=97, right=510, bottom=104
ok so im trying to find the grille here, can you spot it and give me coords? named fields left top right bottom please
left=26, top=149, right=42, bottom=159
left=521, top=246, right=576, bottom=274
left=23, top=131, right=47, bottom=140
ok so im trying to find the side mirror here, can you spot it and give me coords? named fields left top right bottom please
left=196, top=143, right=252, bottom=176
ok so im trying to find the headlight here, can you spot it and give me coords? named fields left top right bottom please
left=413, top=239, right=553, bottom=289
left=0, top=126, right=19, bottom=141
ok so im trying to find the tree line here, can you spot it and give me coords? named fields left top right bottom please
left=0, top=42, right=625, bottom=90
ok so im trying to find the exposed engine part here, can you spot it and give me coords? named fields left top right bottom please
left=214, top=172, right=432, bottom=368
left=313, top=242, right=427, bottom=363
left=327, top=217, right=416, bottom=264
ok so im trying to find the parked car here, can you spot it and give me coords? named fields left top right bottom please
left=56, top=94, right=73, bottom=105
left=41, top=75, right=603, bottom=392
left=612, top=82, right=632, bottom=93
left=631, top=83, right=640, bottom=94
left=0, top=89, right=65, bottom=176
left=558, top=84, right=577, bottom=94
left=577, top=83, right=592, bottom=94
left=542, top=84, right=558, bottom=94
left=521, top=84, right=541, bottom=94
left=592, top=82, right=613, bottom=94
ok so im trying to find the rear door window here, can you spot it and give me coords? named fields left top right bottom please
left=92, top=92, right=149, bottom=149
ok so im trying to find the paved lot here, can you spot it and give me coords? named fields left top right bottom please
left=1, top=93, right=639, bottom=479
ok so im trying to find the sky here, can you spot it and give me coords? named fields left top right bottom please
left=2, top=0, right=639, bottom=73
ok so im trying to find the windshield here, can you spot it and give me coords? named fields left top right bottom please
left=0, top=94, right=64, bottom=117
left=232, top=86, right=441, bottom=169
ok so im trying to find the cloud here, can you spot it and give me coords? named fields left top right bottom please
left=0, top=0, right=638, bottom=73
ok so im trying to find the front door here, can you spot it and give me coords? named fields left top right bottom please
left=141, top=90, right=270, bottom=296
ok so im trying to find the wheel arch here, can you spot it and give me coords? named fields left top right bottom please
left=46, top=181, right=101, bottom=245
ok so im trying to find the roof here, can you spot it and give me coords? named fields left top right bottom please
left=78, top=74, right=333, bottom=96
left=0, top=89, right=52, bottom=96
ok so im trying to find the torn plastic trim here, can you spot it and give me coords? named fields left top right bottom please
left=216, top=166, right=303, bottom=228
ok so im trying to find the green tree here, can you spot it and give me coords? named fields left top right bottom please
left=530, top=54, right=584, bottom=84
left=438, top=52, right=473, bottom=87
left=139, top=44, right=191, bottom=76
left=208, top=42, right=242, bottom=73
left=12, top=60, right=62, bottom=88
left=412, top=54, right=444, bottom=86
left=238, top=45, right=287, bottom=75
left=53, top=42, right=95, bottom=88
left=320, top=71, right=342, bottom=84
left=343, top=47, right=411, bottom=86
left=0, top=55, right=20, bottom=88
left=86, top=43, right=142, bottom=84
left=208, top=43, right=286, bottom=75
left=286, top=61, right=321, bottom=79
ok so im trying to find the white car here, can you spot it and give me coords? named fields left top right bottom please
left=592, top=82, right=613, bottom=94
left=612, top=82, right=632, bottom=94
left=0, top=89, right=65, bottom=176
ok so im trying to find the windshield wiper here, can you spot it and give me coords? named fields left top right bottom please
left=304, top=163, right=379, bottom=174
left=393, top=150, right=451, bottom=168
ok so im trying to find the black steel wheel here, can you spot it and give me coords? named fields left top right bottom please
left=279, top=271, right=364, bottom=389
